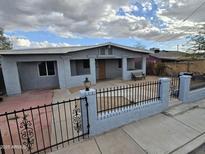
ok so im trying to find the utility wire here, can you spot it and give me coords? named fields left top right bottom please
left=156, top=0, right=205, bottom=42
left=183, top=0, right=205, bottom=22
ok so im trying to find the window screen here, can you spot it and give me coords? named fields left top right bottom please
left=38, top=61, right=55, bottom=76
left=83, top=60, right=90, bottom=68
left=47, top=61, right=55, bottom=75
left=118, top=59, right=122, bottom=68
left=38, top=62, right=47, bottom=76
left=127, top=57, right=142, bottom=70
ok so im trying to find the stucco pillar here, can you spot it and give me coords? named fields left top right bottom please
left=179, top=75, right=191, bottom=103
left=159, top=78, right=170, bottom=107
left=122, top=57, right=128, bottom=80
left=89, top=58, right=96, bottom=84
left=2, top=58, right=21, bottom=95
left=142, top=56, right=146, bottom=75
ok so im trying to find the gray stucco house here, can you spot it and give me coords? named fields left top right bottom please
left=0, top=42, right=151, bottom=95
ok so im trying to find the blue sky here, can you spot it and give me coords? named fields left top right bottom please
left=6, top=30, right=180, bottom=49
left=1, top=0, right=204, bottom=50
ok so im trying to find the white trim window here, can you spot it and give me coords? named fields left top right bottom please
left=38, top=61, right=55, bottom=76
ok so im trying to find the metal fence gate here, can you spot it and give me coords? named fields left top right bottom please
left=170, top=77, right=180, bottom=99
left=0, top=97, right=89, bottom=154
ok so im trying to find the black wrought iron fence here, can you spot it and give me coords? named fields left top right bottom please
left=0, top=97, right=89, bottom=154
left=96, top=81, right=161, bottom=115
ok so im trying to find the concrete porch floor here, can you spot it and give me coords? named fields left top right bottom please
left=51, top=99, right=205, bottom=154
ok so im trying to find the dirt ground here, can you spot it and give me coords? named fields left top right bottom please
left=69, top=76, right=160, bottom=94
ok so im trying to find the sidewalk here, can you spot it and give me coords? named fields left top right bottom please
left=51, top=99, right=205, bottom=154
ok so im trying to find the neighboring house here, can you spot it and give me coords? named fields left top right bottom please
left=0, top=42, right=151, bottom=95
left=147, top=50, right=204, bottom=76
left=148, top=50, right=188, bottom=63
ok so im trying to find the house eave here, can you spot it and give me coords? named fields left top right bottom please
left=0, top=42, right=152, bottom=56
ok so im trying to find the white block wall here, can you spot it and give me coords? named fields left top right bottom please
left=179, top=75, right=205, bottom=103
left=80, top=78, right=170, bottom=136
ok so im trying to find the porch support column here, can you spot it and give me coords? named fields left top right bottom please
left=142, top=56, right=146, bottom=75
left=2, top=58, right=21, bottom=95
left=90, top=58, right=96, bottom=84
left=122, top=57, right=128, bottom=80
left=57, top=56, right=70, bottom=89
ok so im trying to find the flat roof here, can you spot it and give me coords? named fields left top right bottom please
left=150, top=51, right=188, bottom=60
left=0, top=42, right=152, bottom=55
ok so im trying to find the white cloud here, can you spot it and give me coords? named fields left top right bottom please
left=14, top=38, right=31, bottom=48
left=9, top=36, right=71, bottom=49
left=0, top=0, right=160, bottom=40
left=0, top=0, right=204, bottom=43
left=121, top=6, right=132, bottom=12
left=142, top=1, right=152, bottom=12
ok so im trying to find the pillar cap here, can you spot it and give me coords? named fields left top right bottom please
left=80, top=88, right=96, bottom=96
left=160, top=78, right=171, bottom=82
left=179, top=75, right=192, bottom=78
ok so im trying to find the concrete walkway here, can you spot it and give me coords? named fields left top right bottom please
left=51, top=98, right=205, bottom=154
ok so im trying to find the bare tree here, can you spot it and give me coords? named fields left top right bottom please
left=186, top=24, right=205, bottom=56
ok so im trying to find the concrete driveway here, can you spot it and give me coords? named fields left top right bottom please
left=0, top=90, right=53, bottom=114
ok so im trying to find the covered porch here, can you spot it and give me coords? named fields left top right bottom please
left=95, top=56, right=147, bottom=81
left=96, top=59, right=122, bottom=80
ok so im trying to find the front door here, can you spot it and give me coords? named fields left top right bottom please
left=98, top=60, right=106, bottom=80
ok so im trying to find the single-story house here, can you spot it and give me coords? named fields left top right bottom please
left=0, top=42, right=151, bottom=95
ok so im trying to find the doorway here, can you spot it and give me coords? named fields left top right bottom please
left=98, top=60, right=106, bottom=80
